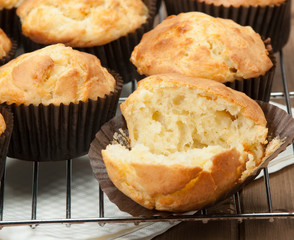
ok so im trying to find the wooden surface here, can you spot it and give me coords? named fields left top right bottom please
left=153, top=2, right=294, bottom=239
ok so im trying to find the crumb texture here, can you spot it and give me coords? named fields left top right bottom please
left=102, top=74, right=269, bottom=212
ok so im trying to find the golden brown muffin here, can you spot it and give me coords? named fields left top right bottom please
left=102, top=73, right=268, bottom=212
left=17, top=0, right=149, bottom=47
left=1, top=43, right=123, bottom=162
left=0, top=43, right=116, bottom=105
left=197, top=0, right=285, bottom=7
left=131, top=12, right=273, bottom=83
left=0, top=113, right=5, bottom=135
left=0, top=28, right=12, bottom=59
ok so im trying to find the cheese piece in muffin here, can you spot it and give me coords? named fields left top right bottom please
left=197, top=0, right=285, bottom=7
left=0, top=113, right=5, bottom=136
left=102, top=73, right=268, bottom=212
left=0, top=28, right=12, bottom=59
left=17, top=0, right=149, bottom=47
left=131, top=12, right=273, bottom=83
left=0, top=43, right=116, bottom=105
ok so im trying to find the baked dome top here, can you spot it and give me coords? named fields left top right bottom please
left=131, top=12, right=273, bottom=83
left=0, top=44, right=116, bottom=105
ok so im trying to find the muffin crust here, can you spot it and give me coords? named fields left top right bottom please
left=131, top=12, right=273, bottom=83
left=0, top=0, right=24, bottom=9
left=0, top=44, right=116, bottom=105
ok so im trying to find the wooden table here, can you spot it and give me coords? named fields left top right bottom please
left=153, top=2, right=294, bottom=239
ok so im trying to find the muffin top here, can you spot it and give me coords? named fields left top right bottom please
left=0, top=44, right=116, bottom=106
left=131, top=12, right=273, bottom=83
left=0, top=0, right=24, bottom=9
left=197, top=0, right=286, bottom=7
left=17, top=0, right=149, bottom=47
left=0, top=113, right=5, bottom=136
left=0, top=29, right=12, bottom=59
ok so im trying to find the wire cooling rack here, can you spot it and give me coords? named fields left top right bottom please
left=0, top=3, right=293, bottom=232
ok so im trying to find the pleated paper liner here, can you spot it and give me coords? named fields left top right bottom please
left=163, top=0, right=290, bottom=52
left=21, top=0, right=157, bottom=84
left=88, top=101, right=294, bottom=217
left=3, top=71, right=123, bottom=162
left=0, top=37, right=17, bottom=66
left=156, top=0, right=162, bottom=13
left=0, top=8, right=22, bottom=44
left=0, top=106, right=13, bottom=179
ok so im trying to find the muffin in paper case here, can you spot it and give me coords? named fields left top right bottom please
left=20, top=0, right=157, bottom=84
left=163, top=0, right=291, bottom=52
left=0, top=106, right=13, bottom=180
left=88, top=101, right=294, bottom=216
left=4, top=71, right=123, bottom=162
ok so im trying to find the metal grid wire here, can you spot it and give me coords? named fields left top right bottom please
left=0, top=49, right=292, bottom=229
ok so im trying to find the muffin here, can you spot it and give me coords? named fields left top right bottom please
left=16, top=0, right=157, bottom=83
left=89, top=92, right=294, bottom=216
left=97, top=73, right=278, bottom=212
left=131, top=12, right=276, bottom=101
left=0, top=106, right=13, bottom=180
left=0, top=28, right=17, bottom=66
left=0, top=43, right=123, bottom=161
left=163, top=0, right=290, bottom=52
left=0, top=0, right=23, bottom=43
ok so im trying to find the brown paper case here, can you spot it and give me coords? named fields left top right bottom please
left=88, top=101, right=294, bottom=216
left=0, top=8, right=22, bottom=44
left=156, top=0, right=162, bottom=13
left=21, top=0, right=157, bottom=83
left=163, top=0, right=290, bottom=52
left=0, top=106, right=13, bottom=179
left=0, top=37, right=17, bottom=66
left=3, top=71, right=123, bottom=162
